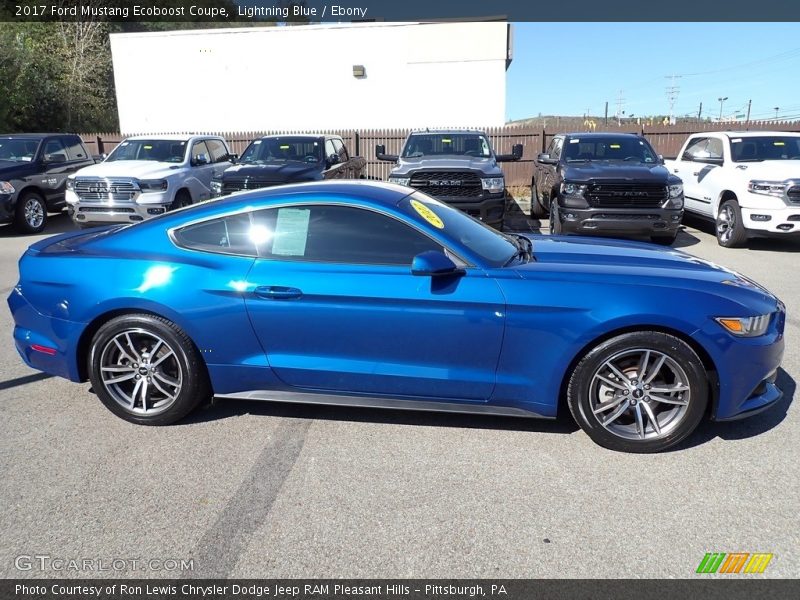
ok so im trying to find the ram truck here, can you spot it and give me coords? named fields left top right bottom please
left=377, top=130, right=522, bottom=230
left=66, top=134, right=233, bottom=227
left=532, top=133, right=684, bottom=245
left=0, top=133, right=98, bottom=233
left=665, top=131, right=800, bottom=247
left=211, top=134, right=366, bottom=197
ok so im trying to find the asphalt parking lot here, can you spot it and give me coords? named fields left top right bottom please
left=0, top=212, right=798, bottom=579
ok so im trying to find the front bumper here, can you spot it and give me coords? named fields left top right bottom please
left=66, top=189, right=170, bottom=225
left=557, top=204, right=683, bottom=237
left=0, top=192, right=15, bottom=223
left=739, top=203, right=800, bottom=234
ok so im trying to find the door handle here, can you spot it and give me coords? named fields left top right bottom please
left=254, top=286, right=302, bottom=300
left=673, top=169, right=679, bottom=173
left=692, top=172, right=700, bottom=176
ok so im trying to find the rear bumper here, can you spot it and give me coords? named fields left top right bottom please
left=558, top=204, right=683, bottom=236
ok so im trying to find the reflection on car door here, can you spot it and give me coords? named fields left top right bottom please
left=190, top=140, right=216, bottom=201
left=243, top=204, right=506, bottom=400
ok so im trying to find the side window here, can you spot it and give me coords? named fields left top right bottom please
left=545, top=137, right=557, bottom=156
left=42, top=138, right=68, bottom=162
left=251, top=205, right=443, bottom=265
left=706, top=138, right=724, bottom=160
left=324, top=139, right=336, bottom=161
left=331, top=139, right=349, bottom=161
left=173, top=213, right=256, bottom=256
left=205, top=139, right=229, bottom=163
left=63, top=137, right=87, bottom=161
left=191, top=141, right=210, bottom=165
left=682, top=137, right=717, bottom=161
left=550, top=137, right=563, bottom=160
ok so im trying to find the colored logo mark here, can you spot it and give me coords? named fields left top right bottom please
left=696, top=552, right=773, bottom=574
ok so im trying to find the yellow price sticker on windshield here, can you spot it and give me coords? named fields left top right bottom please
left=610, top=144, right=621, bottom=149
left=280, top=145, right=290, bottom=149
left=411, top=199, right=444, bottom=229
left=774, top=141, right=785, bottom=146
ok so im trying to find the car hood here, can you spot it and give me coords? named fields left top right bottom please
left=0, top=160, right=32, bottom=178
left=561, top=161, right=673, bottom=183
left=726, top=159, right=800, bottom=180
left=514, top=235, right=778, bottom=305
left=392, top=156, right=503, bottom=176
left=73, top=160, right=180, bottom=179
left=221, top=161, right=322, bottom=182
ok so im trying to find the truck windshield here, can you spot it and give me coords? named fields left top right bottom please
left=563, top=137, right=658, bottom=164
left=400, top=192, right=517, bottom=267
left=240, top=137, right=323, bottom=164
left=0, top=137, right=42, bottom=162
left=106, top=140, right=187, bottom=163
left=730, top=136, right=800, bottom=162
left=402, top=134, right=492, bottom=158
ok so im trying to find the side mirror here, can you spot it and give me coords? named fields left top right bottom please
left=227, top=153, right=238, bottom=163
left=496, top=143, right=523, bottom=162
left=411, top=251, right=465, bottom=277
left=44, top=153, right=67, bottom=164
left=376, top=144, right=399, bottom=162
left=327, top=153, right=340, bottom=167
left=537, top=152, right=557, bottom=165
left=192, top=153, right=210, bottom=166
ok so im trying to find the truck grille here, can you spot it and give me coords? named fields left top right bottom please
left=587, top=184, right=667, bottom=208
left=787, top=185, right=800, bottom=203
left=222, top=178, right=281, bottom=193
left=409, top=171, right=483, bottom=199
left=74, top=178, right=137, bottom=202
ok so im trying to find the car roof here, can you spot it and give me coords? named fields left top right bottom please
left=408, top=130, right=487, bottom=135
left=563, top=132, right=642, bottom=138
left=0, top=133, right=74, bottom=138
left=720, top=131, right=800, bottom=138
left=257, top=134, right=329, bottom=140
left=124, top=134, right=218, bottom=141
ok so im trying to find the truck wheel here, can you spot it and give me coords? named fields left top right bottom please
left=170, top=190, right=192, bottom=211
left=15, top=192, right=48, bottom=234
left=716, top=200, right=747, bottom=248
left=549, top=198, right=562, bottom=235
left=530, top=180, right=547, bottom=218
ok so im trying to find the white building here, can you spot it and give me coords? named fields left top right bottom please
left=110, top=21, right=512, bottom=134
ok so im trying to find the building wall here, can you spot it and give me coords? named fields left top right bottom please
left=110, top=22, right=510, bottom=134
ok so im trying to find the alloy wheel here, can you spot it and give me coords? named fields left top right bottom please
left=24, top=198, right=45, bottom=229
left=716, top=204, right=734, bottom=243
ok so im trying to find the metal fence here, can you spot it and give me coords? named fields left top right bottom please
left=79, top=120, right=800, bottom=187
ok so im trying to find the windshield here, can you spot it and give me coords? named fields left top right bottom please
left=402, top=133, right=492, bottom=158
left=0, top=137, right=42, bottom=162
left=730, top=136, right=800, bottom=162
left=106, top=140, right=187, bottom=163
left=240, top=137, right=324, bottom=164
left=563, top=137, right=658, bottom=164
left=400, top=192, right=517, bottom=267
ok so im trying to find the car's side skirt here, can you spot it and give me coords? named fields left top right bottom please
left=214, top=390, right=550, bottom=419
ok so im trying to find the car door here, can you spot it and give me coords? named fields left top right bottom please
left=243, top=203, right=506, bottom=401
left=205, top=138, right=233, bottom=181
left=539, top=136, right=563, bottom=204
left=672, top=136, right=722, bottom=217
left=38, top=137, right=74, bottom=206
left=189, top=140, right=216, bottom=201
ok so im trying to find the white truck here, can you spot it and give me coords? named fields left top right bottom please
left=66, top=134, right=233, bottom=227
left=666, top=131, right=800, bottom=247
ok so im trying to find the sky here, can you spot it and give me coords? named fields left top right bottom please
left=505, top=22, right=800, bottom=122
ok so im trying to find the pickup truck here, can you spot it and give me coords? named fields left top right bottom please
left=532, top=133, right=684, bottom=245
left=211, top=134, right=366, bottom=197
left=0, top=133, right=98, bottom=233
left=66, top=134, right=233, bottom=227
left=376, top=130, right=522, bottom=230
left=665, top=131, right=800, bottom=247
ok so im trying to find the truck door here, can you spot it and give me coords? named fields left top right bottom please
left=671, top=137, right=723, bottom=217
left=189, top=140, right=215, bottom=201
left=539, top=136, right=562, bottom=205
left=38, top=138, right=74, bottom=207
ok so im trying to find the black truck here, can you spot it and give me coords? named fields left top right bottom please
left=0, top=133, right=98, bottom=233
left=532, top=133, right=684, bottom=245
left=376, top=130, right=522, bottom=230
left=211, top=134, right=366, bottom=197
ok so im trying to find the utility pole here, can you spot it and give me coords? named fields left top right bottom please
left=745, top=99, right=751, bottom=125
left=774, top=106, right=780, bottom=119
left=615, top=90, right=625, bottom=126
left=665, top=74, right=682, bottom=122
left=697, top=102, right=703, bottom=120
left=718, top=96, right=728, bottom=121
left=604, top=101, right=609, bottom=125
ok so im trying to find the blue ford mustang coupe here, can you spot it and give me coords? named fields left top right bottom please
left=8, top=181, right=785, bottom=452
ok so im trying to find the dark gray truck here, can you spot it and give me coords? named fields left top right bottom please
left=377, top=130, right=522, bottom=230
left=532, top=132, right=684, bottom=245
left=0, top=133, right=98, bottom=233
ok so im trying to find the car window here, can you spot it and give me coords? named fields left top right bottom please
left=550, top=137, right=563, bottom=160
left=42, top=139, right=68, bottom=162
left=0, top=137, right=41, bottom=162
left=324, top=140, right=337, bottom=162
left=63, top=137, right=88, bottom=161
left=191, top=141, right=210, bottom=165
left=205, top=139, right=229, bottom=163
left=250, top=205, right=443, bottom=265
left=332, top=139, right=348, bottom=161
left=682, top=137, right=722, bottom=162
left=173, top=213, right=256, bottom=256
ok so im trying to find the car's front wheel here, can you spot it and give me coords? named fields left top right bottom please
left=89, top=314, right=211, bottom=425
left=567, top=331, right=708, bottom=453
left=549, top=198, right=562, bottom=235
left=15, top=192, right=48, bottom=234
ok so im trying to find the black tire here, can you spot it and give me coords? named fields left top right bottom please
left=170, top=190, right=192, bottom=211
left=650, top=233, right=678, bottom=246
left=549, top=197, right=562, bottom=235
left=716, top=199, right=747, bottom=248
left=530, top=180, right=548, bottom=218
left=567, top=331, right=708, bottom=453
left=88, top=314, right=211, bottom=425
left=14, top=192, right=48, bottom=234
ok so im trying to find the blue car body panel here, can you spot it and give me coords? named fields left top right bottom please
left=7, top=181, right=785, bottom=422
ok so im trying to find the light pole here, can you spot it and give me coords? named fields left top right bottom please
left=718, top=96, right=728, bottom=121
left=774, top=107, right=780, bottom=119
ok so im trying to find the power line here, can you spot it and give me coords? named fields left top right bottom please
left=665, top=74, right=682, bottom=120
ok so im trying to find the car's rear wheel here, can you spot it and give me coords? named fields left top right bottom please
left=89, top=314, right=211, bottom=425
left=567, top=331, right=708, bottom=453
left=716, top=199, right=747, bottom=248
left=15, top=192, right=48, bottom=234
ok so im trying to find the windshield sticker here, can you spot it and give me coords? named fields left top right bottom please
left=774, top=141, right=786, bottom=146
left=610, top=144, right=621, bottom=149
left=442, top=138, right=451, bottom=143
left=272, top=208, right=311, bottom=256
left=569, top=139, right=579, bottom=143
left=252, top=140, right=261, bottom=145
left=731, top=138, right=742, bottom=143
left=280, top=145, right=290, bottom=150
left=411, top=199, right=444, bottom=229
